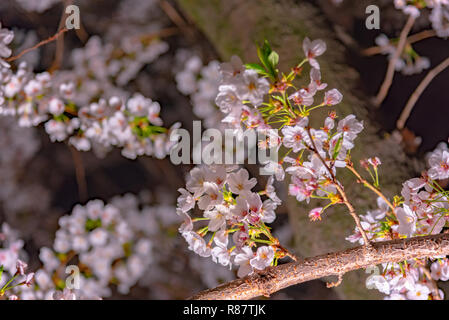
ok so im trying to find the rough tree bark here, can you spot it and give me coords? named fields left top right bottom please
left=176, top=0, right=421, bottom=299
left=191, top=233, right=449, bottom=300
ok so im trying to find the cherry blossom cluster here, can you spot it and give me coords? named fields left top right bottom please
left=395, top=0, right=449, bottom=38
left=12, top=198, right=154, bottom=300
left=0, top=223, right=79, bottom=300
left=368, top=259, right=445, bottom=300
left=363, top=1, right=449, bottom=77
left=177, top=37, right=449, bottom=300
left=2, top=1, right=449, bottom=300
left=374, top=34, right=431, bottom=76
left=177, top=165, right=286, bottom=278
left=330, top=0, right=449, bottom=28
left=174, top=53, right=224, bottom=130
left=176, top=38, right=368, bottom=277
left=345, top=141, right=449, bottom=299
left=2, top=190, right=237, bottom=299
left=0, top=223, right=26, bottom=285
left=426, top=141, right=449, bottom=181
left=109, top=192, right=235, bottom=298
left=215, top=39, right=365, bottom=217
left=282, top=110, right=363, bottom=206
left=56, top=34, right=169, bottom=102
left=0, top=223, right=34, bottom=300
left=0, top=260, right=35, bottom=300
left=0, top=23, right=178, bottom=160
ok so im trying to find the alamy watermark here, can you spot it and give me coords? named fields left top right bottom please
left=65, top=5, right=81, bottom=30
left=366, top=5, right=380, bottom=30
left=65, top=265, right=80, bottom=290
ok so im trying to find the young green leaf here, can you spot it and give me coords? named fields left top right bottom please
left=332, top=135, right=344, bottom=160
left=268, top=51, right=279, bottom=68
left=245, top=63, right=269, bottom=77
left=256, top=40, right=278, bottom=81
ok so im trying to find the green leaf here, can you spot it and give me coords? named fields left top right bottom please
left=332, top=135, right=344, bottom=160
left=55, top=279, right=65, bottom=290
left=245, top=63, right=269, bottom=76
left=0, top=265, right=3, bottom=282
left=148, top=125, right=168, bottom=134
left=268, top=51, right=279, bottom=67
left=257, top=40, right=271, bottom=62
left=256, top=40, right=278, bottom=81
left=262, top=40, right=272, bottom=57
left=272, top=95, right=286, bottom=105
left=123, top=242, right=133, bottom=257
left=85, top=218, right=102, bottom=232
left=257, top=45, right=270, bottom=69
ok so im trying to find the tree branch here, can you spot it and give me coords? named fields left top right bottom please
left=361, top=29, right=436, bottom=57
left=305, top=128, right=372, bottom=247
left=374, top=15, right=416, bottom=107
left=190, top=233, right=449, bottom=300
left=6, top=28, right=68, bottom=63
left=396, top=55, right=449, bottom=130
left=346, top=164, right=396, bottom=214
left=68, top=145, right=88, bottom=202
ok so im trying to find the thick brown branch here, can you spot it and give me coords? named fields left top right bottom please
left=190, top=233, right=449, bottom=300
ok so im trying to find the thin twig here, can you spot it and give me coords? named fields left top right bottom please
left=407, top=29, right=437, bottom=45
left=397, top=55, right=449, bottom=130
left=74, top=21, right=89, bottom=44
left=55, top=250, right=76, bottom=279
left=334, top=183, right=372, bottom=247
left=190, top=232, right=449, bottom=300
left=374, top=15, right=416, bottom=107
left=362, top=29, right=436, bottom=57
left=278, top=244, right=298, bottom=262
left=5, top=28, right=68, bottom=63
left=158, top=0, right=194, bottom=38
left=68, top=145, right=88, bottom=203
left=49, top=0, right=73, bottom=73
left=346, top=164, right=396, bottom=214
